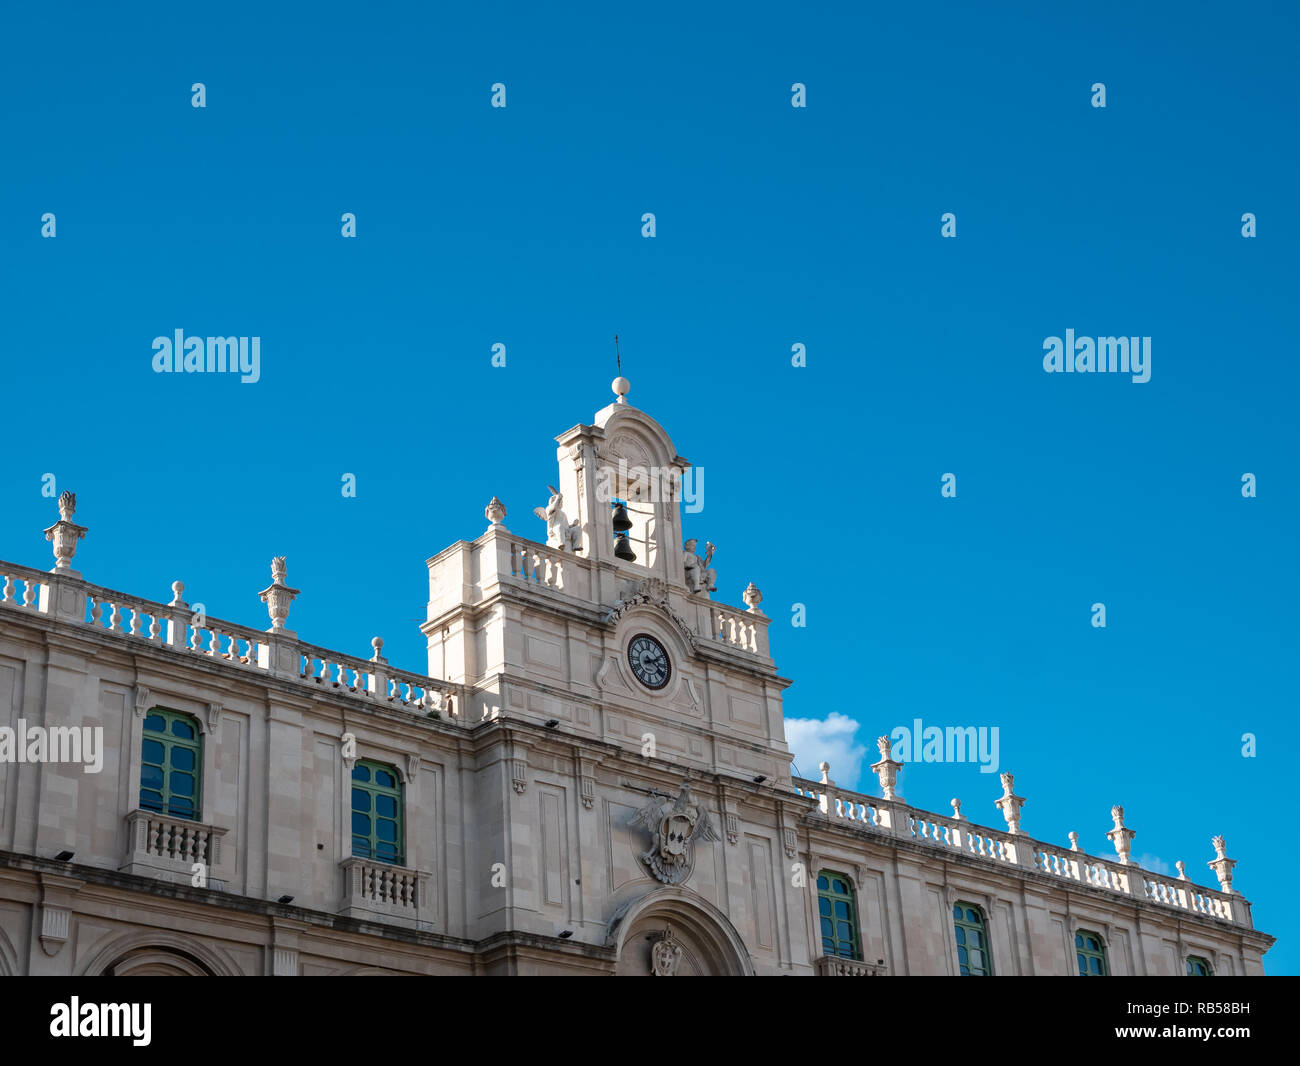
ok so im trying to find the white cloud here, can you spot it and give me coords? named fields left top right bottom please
left=1135, top=853, right=1174, bottom=877
left=785, top=712, right=868, bottom=790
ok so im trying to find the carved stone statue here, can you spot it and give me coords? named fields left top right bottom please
left=628, top=782, right=720, bottom=885
left=682, top=539, right=716, bottom=594
left=533, top=485, right=582, bottom=552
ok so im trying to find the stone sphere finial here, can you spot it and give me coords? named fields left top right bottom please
left=612, top=376, right=630, bottom=404
left=370, top=636, right=385, bottom=661
left=818, top=760, right=831, bottom=784
left=1176, top=860, right=1187, bottom=880
left=951, top=798, right=962, bottom=821
left=169, top=581, right=187, bottom=607
left=1068, top=831, right=1079, bottom=851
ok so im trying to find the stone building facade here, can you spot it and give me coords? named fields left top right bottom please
left=0, top=384, right=1274, bottom=975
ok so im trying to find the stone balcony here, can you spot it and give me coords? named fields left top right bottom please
left=339, top=857, right=431, bottom=930
left=815, top=956, right=889, bottom=976
left=122, top=809, right=230, bottom=886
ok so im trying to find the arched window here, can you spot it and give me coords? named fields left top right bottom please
left=1186, top=955, right=1213, bottom=976
left=953, top=903, right=992, bottom=975
left=816, top=872, right=859, bottom=959
left=351, top=761, right=404, bottom=865
left=1075, top=930, right=1109, bottom=976
left=139, top=710, right=202, bottom=820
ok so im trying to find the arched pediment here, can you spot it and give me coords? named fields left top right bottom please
left=594, top=404, right=686, bottom=471
left=607, top=886, right=755, bottom=976
left=78, top=929, right=243, bottom=976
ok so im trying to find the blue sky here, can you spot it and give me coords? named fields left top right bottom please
left=1, top=1, right=1296, bottom=972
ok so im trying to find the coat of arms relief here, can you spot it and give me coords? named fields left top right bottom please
left=628, top=781, right=720, bottom=885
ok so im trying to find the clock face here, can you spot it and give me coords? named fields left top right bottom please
left=627, top=633, right=671, bottom=690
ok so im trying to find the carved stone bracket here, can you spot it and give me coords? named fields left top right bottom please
left=205, top=702, right=223, bottom=734
left=38, top=873, right=83, bottom=958
left=511, top=757, right=528, bottom=795
left=133, top=685, right=151, bottom=719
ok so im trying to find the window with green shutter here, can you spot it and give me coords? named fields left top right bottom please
left=816, top=872, right=859, bottom=959
left=1076, top=930, right=1109, bottom=975
left=139, top=710, right=202, bottom=821
left=953, top=903, right=992, bottom=975
left=351, top=761, right=404, bottom=865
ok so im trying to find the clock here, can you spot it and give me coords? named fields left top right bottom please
left=627, top=633, right=671, bottom=690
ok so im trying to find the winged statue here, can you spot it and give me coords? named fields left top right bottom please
left=533, top=485, right=582, bottom=552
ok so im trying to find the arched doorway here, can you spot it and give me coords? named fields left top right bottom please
left=609, top=888, right=755, bottom=976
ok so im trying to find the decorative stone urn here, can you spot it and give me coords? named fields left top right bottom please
left=485, top=496, right=507, bottom=528
left=1207, top=835, right=1236, bottom=894
left=994, top=772, right=1026, bottom=834
left=258, top=556, right=300, bottom=631
left=44, top=491, right=87, bottom=571
left=1106, top=805, right=1136, bottom=865
left=870, top=736, right=903, bottom=800
left=742, top=582, right=763, bottom=614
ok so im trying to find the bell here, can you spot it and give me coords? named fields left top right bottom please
left=611, top=502, right=632, bottom=532
left=614, top=533, right=637, bottom=562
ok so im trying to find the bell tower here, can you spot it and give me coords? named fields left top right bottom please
left=552, top=377, right=691, bottom=593
left=423, top=375, right=790, bottom=785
